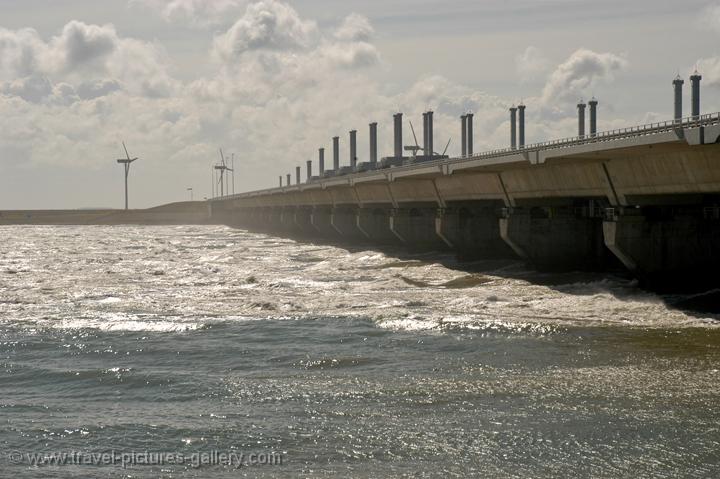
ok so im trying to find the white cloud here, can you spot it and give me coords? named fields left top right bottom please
left=515, top=46, right=550, bottom=81
left=697, top=57, right=720, bottom=89
left=0, top=21, right=177, bottom=98
left=49, top=21, right=118, bottom=73
left=540, top=48, right=628, bottom=109
left=130, top=0, right=249, bottom=26
left=0, top=1, right=631, bottom=208
left=334, top=13, right=374, bottom=42
left=212, top=0, right=317, bottom=61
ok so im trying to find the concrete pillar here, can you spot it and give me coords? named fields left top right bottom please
left=577, top=102, right=586, bottom=137
left=691, top=71, right=702, bottom=119
left=306, top=160, right=312, bottom=182
left=350, top=130, right=357, bottom=170
left=434, top=208, right=453, bottom=248
left=393, top=113, right=403, bottom=158
left=518, top=104, right=526, bottom=148
left=355, top=209, right=370, bottom=238
left=318, top=148, right=325, bottom=175
left=499, top=215, right=528, bottom=259
left=589, top=98, right=598, bottom=137
left=388, top=209, right=406, bottom=243
left=601, top=209, right=720, bottom=290
left=422, top=112, right=429, bottom=157
left=510, top=107, right=517, bottom=150
left=329, top=208, right=343, bottom=235
left=461, top=115, right=467, bottom=157
left=333, top=136, right=340, bottom=171
left=428, top=111, right=434, bottom=158
left=369, top=122, right=378, bottom=164
left=440, top=202, right=515, bottom=260
left=673, top=76, right=684, bottom=122
left=467, top=113, right=473, bottom=155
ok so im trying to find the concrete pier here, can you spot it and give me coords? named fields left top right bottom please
left=207, top=112, right=720, bottom=290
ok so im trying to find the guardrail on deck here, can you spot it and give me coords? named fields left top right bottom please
left=214, top=112, right=720, bottom=201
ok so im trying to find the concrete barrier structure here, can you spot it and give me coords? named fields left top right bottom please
left=212, top=113, right=720, bottom=289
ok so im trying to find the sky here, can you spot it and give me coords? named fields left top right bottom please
left=2, top=0, right=720, bottom=209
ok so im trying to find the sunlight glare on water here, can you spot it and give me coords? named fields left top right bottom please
left=1, top=225, right=719, bottom=478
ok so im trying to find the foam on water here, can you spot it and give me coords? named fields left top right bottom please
left=0, top=225, right=718, bottom=336
left=2, top=226, right=720, bottom=478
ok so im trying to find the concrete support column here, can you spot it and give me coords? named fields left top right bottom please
left=589, top=98, right=598, bottom=137
left=355, top=208, right=370, bottom=238
left=602, top=216, right=637, bottom=271
left=466, top=113, right=473, bottom=155
left=369, top=122, right=378, bottom=164
left=330, top=206, right=363, bottom=238
left=691, top=71, right=702, bottom=119
left=427, top=111, right=434, bottom=159
left=578, top=101, right=586, bottom=137
left=434, top=208, right=453, bottom=248
left=355, top=207, right=397, bottom=243
left=329, top=208, right=343, bottom=235
left=510, top=107, right=517, bottom=150
left=388, top=208, right=406, bottom=243
left=518, top=104, right=526, bottom=148
left=393, top=113, right=403, bottom=158
left=673, top=76, right=684, bottom=122
left=501, top=206, right=615, bottom=271
left=423, top=112, right=429, bottom=157
left=499, top=211, right=528, bottom=259
left=308, top=206, right=337, bottom=238
left=601, top=208, right=720, bottom=290
left=333, top=136, right=340, bottom=171
left=350, top=130, right=357, bottom=170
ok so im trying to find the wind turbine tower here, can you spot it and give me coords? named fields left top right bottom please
left=116, top=141, right=139, bottom=210
left=214, top=149, right=233, bottom=197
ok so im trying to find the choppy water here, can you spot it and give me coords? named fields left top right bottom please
left=1, top=225, right=719, bottom=478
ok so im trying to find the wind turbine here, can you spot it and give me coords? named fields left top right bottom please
left=116, top=141, right=139, bottom=210
left=231, top=153, right=236, bottom=195
left=405, top=121, right=422, bottom=158
left=214, top=149, right=233, bottom=197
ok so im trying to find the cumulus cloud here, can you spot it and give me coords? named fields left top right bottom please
left=130, top=0, right=248, bottom=26
left=0, top=75, right=53, bottom=103
left=540, top=48, right=627, bottom=109
left=515, top=46, right=550, bottom=81
left=50, top=21, right=118, bottom=72
left=0, top=27, right=47, bottom=80
left=695, top=57, right=720, bottom=88
left=0, top=21, right=177, bottom=99
left=334, top=13, right=374, bottom=42
left=0, top=1, right=632, bottom=209
left=213, top=0, right=317, bottom=60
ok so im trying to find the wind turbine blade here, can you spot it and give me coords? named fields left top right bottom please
left=409, top=121, right=419, bottom=148
left=122, top=141, right=131, bottom=161
left=442, top=138, right=451, bottom=156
